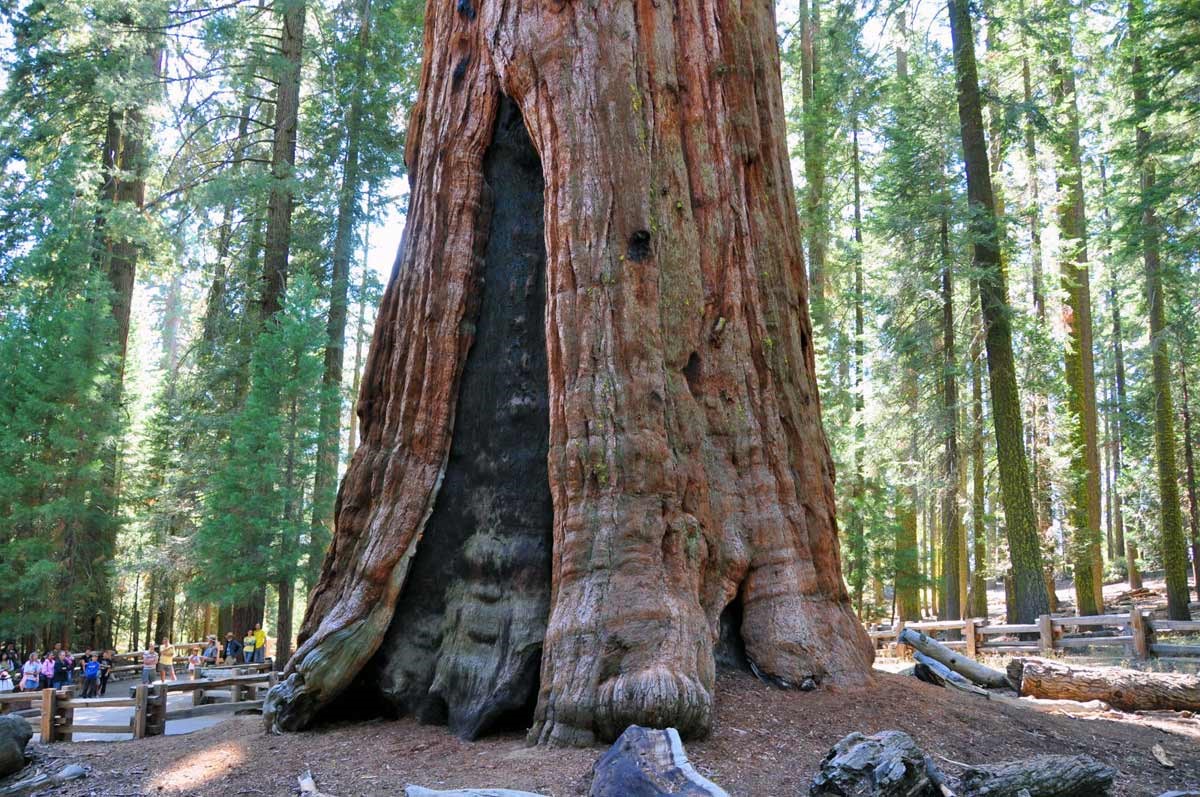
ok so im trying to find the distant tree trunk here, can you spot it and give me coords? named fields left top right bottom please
left=1050, top=53, right=1104, bottom=615
left=949, top=0, right=1047, bottom=624
left=896, top=490, right=922, bottom=622
left=345, top=254, right=370, bottom=466
left=277, top=388, right=302, bottom=663
left=201, top=102, right=255, bottom=344
left=850, top=120, right=867, bottom=618
left=969, top=325, right=989, bottom=618
left=1180, top=362, right=1200, bottom=601
left=801, top=0, right=827, bottom=335
left=310, top=0, right=371, bottom=588
left=1129, top=0, right=1190, bottom=620
left=939, top=211, right=961, bottom=622
left=260, top=0, right=306, bottom=320
left=265, top=0, right=874, bottom=744
left=231, top=0, right=306, bottom=634
left=1018, top=11, right=1057, bottom=600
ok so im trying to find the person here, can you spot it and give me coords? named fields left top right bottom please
left=39, top=653, right=54, bottom=689
left=51, top=651, right=70, bottom=689
left=202, top=636, right=219, bottom=666
left=141, top=647, right=159, bottom=685
left=222, top=633, right=241, bottom=665
left=81, top=655, right=100, bottom=698
left=159, top=639, right=177, bottom=682
left=253, top=623, right=266, bottom=664
left=0, top=646, right=17, bottom=675
left=242, top=630, right=256, bottom=664
left=187, top=648, right=202, bottom=680
left=0, top=670, right=13, bottom=693
left=21, top=654, right=40, bottom=692
left=98, top=650, right=113, bottom=696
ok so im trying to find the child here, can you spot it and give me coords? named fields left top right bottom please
left=98, top=650, right=113, bottom=695
left=82, top=655, right=100, bottom=698
left=21, top=654, right=40, bottom=692
left=0, top=670, right=13, bottom=693
left=141, top=647, right=159, bottom=684
left=187, top=648, right=203, bottom=680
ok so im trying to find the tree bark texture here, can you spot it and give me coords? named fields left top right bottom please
left=948, top=0, right=1048, bottom=624
left=265, top=0, right=873, bottom=746
left=1009, top=657, right=1200, bottom=712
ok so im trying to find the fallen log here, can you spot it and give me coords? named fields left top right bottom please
left=912, top=652, right=988, bottom=697
left=0, top=764, right=87, bottom=797
left=898, top=629, right=1009, bottom=689
left=809, top=730, right=950, bottom=796
left=1008, top=657, right=1200, bottom=712
left=589, top=725, right=728, bottom=797
left=958, top=754, right=1115, bottom=796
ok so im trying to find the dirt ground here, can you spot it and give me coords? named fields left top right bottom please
left=9, top=668, right=1199, bottom=797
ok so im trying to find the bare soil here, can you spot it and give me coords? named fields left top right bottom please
left=9, top=669, right=1199, bottom=796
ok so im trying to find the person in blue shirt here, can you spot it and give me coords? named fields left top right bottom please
left=82, top=655, right=101, bottom=698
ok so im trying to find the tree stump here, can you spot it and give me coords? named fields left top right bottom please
left=589, top=725, right=728, bottom=797
left=958, top=755, right=1115, bottom=796
left=809, top=730, right=947, bottom=796
left=1008, top=657, right=1200, bottom=711
left=264, top=0, right=875, bottom=745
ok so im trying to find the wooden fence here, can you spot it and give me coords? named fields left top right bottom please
left=0, top=665, right=277, bottom=742
left=868, top=611, right=1200, bottom=660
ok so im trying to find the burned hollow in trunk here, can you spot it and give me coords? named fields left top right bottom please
left=367, top=97, right=552, bottom=739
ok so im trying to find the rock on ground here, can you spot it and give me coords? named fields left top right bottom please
left=0, top=716, right=32, bottom=778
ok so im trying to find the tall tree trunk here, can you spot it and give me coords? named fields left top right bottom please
left=277, top=388, right=302, bottom=663
left=948, top=0, right=1048, bottom=623
left=202, top=102, right=255, bottom=344
left=849, top=119, right=866, bottom=617
left=939, top=211, right=961, bottom=621
left=801, top=0, right=826, bottom=335
left=260, top=0, right=306, bottom=320
left=1129, top=0, right=1190, bottom=620
left=969, top=322, right=989, bottom=618
left=1050, top=53, right=1104, bottom=615
left=266, top=0, right=873, bottom=742
left=310, top=0, right=371, bottom=588
left=1180, top=362, right=1200, bottom=601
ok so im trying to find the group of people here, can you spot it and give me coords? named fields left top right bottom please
left=0, top=624, right=271, bottom=695
left=0, top=642, right=115, bottom=698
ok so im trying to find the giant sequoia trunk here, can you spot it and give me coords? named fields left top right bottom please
left=264, top=0, right=873, bottom=745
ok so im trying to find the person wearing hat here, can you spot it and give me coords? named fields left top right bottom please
left=222, top=632, right=242, bottom=665
left=0, top=669, right=13, bottom=693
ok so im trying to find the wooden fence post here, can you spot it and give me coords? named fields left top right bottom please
left=149, top=684, right=167, bottom=736
left=39, top=689, right=56, bottom=743
left=1130, top=608, right=1149, bottom=659
left=894, top=619, right=907, bottom=657
left=964, top=618, right=978, bottom=659
left=132, top=684, right=148, bottom=739
left=59, top=691, right=73, bottom=743
left=1038, top=614, right=1055, bottom=655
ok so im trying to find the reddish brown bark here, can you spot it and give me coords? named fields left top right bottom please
left=265, top=0, right=872, bottom=745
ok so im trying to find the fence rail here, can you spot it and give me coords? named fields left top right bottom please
left=0, top=665, right=278, bottom=742
left=868, top=609, right=1200, bottom=660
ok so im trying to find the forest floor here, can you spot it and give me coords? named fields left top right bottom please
left=14, top=667, right=1200, bottom=797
